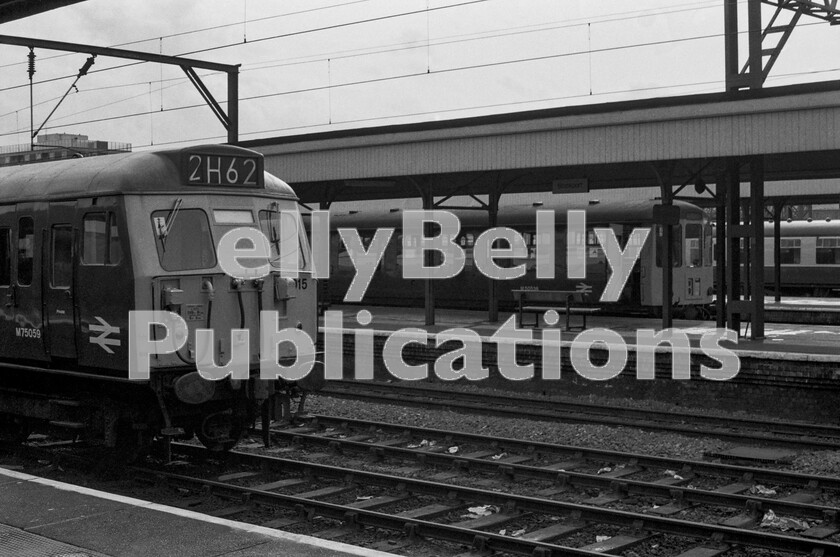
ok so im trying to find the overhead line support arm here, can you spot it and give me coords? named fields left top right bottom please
left=0, top=34, right=241, bottom=144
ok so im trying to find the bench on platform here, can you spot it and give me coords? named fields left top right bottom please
left=512, top=289, right=601, bottom=330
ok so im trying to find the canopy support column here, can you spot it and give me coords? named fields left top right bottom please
left=715, top=176, right=727, bottom=328
left=725, top=160, right=741, bottom=332
left=422, top=181, right=435, bottom=327
left=660, top=184, right=673, bottom=330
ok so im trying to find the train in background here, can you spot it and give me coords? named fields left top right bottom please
left=324, top=198, right=715, bottom=317
left=752, top=219, right=839, bottom=297
left=0, top=145, right=319, bottom=454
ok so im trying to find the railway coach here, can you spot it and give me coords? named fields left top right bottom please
left=325, top=197, right=715, bottom=318
left=0, top=145, right=318, bottom=454
left=762, top=219, right=840, bottom=297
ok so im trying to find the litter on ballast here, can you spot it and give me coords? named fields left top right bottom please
left=760, top=510, right=809, bottom=532
left=461, top=505, right=499, bottom=519
left=750, top=485, right=777, bottom=496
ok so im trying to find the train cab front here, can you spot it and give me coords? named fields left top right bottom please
left=138, top=163, right=321, bottom=451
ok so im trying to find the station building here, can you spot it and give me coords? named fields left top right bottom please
left=0, top=133, right=130, bottom=166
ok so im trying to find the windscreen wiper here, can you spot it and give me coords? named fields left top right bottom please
left=159, top=198, right=183, bottom=251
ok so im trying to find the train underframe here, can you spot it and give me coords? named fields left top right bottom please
left=0, top=364, right=313, bottom=457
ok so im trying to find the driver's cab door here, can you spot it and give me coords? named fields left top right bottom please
left=0, top=204, right=47, bottom=362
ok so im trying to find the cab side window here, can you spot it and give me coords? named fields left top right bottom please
left=0, top=228, right=10, bottom=286
left=83, top=213, right=122, bottom=265
left=51, top=226, right=73, bottom=288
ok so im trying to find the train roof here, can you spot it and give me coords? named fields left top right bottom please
left=0, top=145, right=297, bottom=202
left=329, top=198, right=706, bottom=229
left=763, top=219, right=840, bottom=236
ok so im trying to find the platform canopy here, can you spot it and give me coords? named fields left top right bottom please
left=0, top=0, right=84, bottom=23
left=245, top=81, right=840, bottom=207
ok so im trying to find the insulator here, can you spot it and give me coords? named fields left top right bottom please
left=27, top=48, right=35, bottom=79
left=78, top=55, right=95, bottom=77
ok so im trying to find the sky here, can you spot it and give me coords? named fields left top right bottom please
left=1, top=0, right=840, bottom=152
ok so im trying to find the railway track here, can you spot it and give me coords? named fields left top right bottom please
left=152, top=442, right=840, bottom=556
left=7, top=426, right=840, bottom=556
left=321, top=380, right=840, bottom=451
left=273, top=414, right=840, bottom=492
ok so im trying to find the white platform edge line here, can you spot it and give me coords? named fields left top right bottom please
left=0, top=467, right=394, bottom=557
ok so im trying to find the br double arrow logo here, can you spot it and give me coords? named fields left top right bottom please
left=89, top=316, right=120, bottom=354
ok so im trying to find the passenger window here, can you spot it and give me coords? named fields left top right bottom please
left=83, top=214, right=107, bottom=264
left=83, top=213, right=122, bottom=266
left=703, top=225, right=714, bottom=266
left=816, top=237, right=840, bottom=264
left=780, top=238, right=801, bottom=264
left=17, top=217, right=34, bottom=286
left=684, top=223, right=702, bottom=267
left=0, top=228, right=10, bottom=286
left=655, top=225, right=682, bottom=268
left=490, top=237, right=514, bottom=268
left=109, top=214, right=123, bottom=264
left=51, top=226, right=73, bottom=288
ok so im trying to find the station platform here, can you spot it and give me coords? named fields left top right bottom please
left=764, top=295, right=840, bottom=310
left=321, top=303, right=840, bottom=360
left=764, top=295, right=840, bottom=325
left=0, top=467, right=391, bottom=557
left=319, top=303, right=840, bottom=422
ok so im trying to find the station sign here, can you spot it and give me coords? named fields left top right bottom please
left=552, top=178, right=589, bottom=194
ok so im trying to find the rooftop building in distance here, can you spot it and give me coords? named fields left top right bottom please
left=0, top=133, right=131, bottom=166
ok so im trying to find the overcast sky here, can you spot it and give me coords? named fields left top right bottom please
left=1, top=0, right=839, bottom=151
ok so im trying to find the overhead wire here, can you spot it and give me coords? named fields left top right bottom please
left=0, top=0, right=490, bottom=92
left=1, top=0, right=839, bottom=141
left=94, top=77, right=731, bottom=151
left=0, top=0, right=727, bottom=107
left=0, top=0, right=378, bottom=70
left=1, top=0, right=733, bottom=130
left=0, top=19, right=817, bottom=139
left=0, top=0, right=739, bottom=95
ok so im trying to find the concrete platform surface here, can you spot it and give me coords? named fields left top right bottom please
left=322, top=304, right=840, bottom=360
left=0, top=467, right=394, bottom=557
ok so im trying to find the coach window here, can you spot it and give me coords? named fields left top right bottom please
left=457, top=233, right=475, bottom=268
left=109, top=214, right=123, bottom=264
left=655, top=225, right=682, bottom=268
left=0, top=228, right=10, bottom=286
left=51, top=226, right=73, bottom=288
left=779, top=238, right=801, bottom=264
left=703, top=224, right=714, bottom=266
left=152, top=209, right=216, bottom=271
left=83, top=213, right=122, bottom=265
left=17, top=217, right=34, bottom=286
left=336, top=242, right=353, bottom=271
left=489, top=237, right=514, bottom=268
left=83, top=214, right=106, bottom=264
left=684, top=223, right=702, bottom=267
left=816, top=237, right=840, bottom=264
